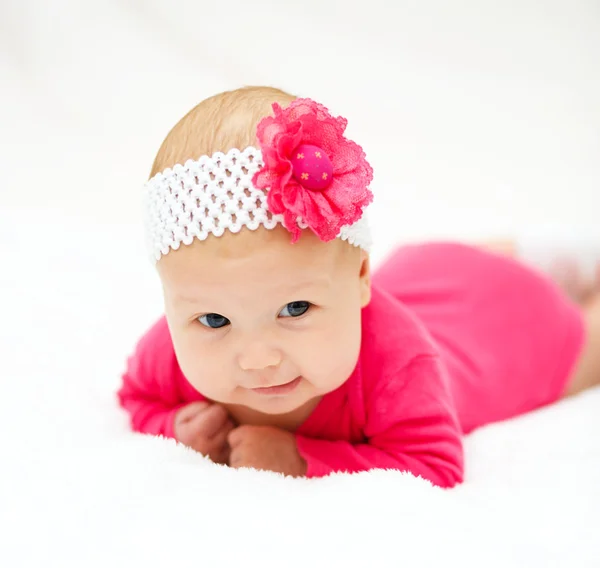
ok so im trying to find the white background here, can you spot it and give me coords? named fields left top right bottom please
left=1, top=0, right=599, bottom=251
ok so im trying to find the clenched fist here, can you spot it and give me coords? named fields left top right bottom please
left=174, top=402, right=234, bottom=464
left=227, top=425, right=307, bottom=477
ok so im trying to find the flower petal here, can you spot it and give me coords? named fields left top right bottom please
left=253, top=98, right=373, bottom=244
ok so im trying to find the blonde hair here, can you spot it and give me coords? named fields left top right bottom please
left=150, top=86, right=296, bottom=178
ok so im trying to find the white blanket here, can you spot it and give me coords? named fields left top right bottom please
left=1, top=209, right=599, bottom=567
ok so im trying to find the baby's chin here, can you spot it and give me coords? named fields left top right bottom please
left=244, top=395, right=307, bottom=415
left=243, top=390, right=312, bottom=415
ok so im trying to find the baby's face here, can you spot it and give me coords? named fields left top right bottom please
left=157, top=226, right=371, bottom=416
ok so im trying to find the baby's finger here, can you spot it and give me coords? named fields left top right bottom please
left=211, top=444, right=231, bottom=466
left=227, top=425, right=248, bottom=449
left=228, top=445, right=249, bottom=468
left=176, top=401, right=210, bottom=424
left=215, top=419, right=236, bottom=438
left=210, top=420, right=235, bottom=449
left=228, top=445, right=240, bottom=467
left=215, top=431, right=236, bottom=464
left=192, top=404, right=230, bottom=439
left=207, top=425, right=234, bottom=464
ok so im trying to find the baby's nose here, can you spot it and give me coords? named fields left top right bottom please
left=237, top=339, right=282, bottom=372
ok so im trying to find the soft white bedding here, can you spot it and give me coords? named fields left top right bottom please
left=1, top=209, right=598, bottom=567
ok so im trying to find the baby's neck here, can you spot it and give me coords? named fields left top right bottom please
left=224, top=396, right=322, bottom=432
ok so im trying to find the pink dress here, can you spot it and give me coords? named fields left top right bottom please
left=118, top=242, right=584, bottom=488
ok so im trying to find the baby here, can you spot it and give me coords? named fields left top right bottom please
left=118, top=86, right=600, bottom=488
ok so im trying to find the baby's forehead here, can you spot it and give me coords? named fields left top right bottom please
left=199, top=226, right=343, bottom=260
left=158, top=227, right=353, bottom=289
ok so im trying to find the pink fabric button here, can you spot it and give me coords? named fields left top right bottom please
left=290, top=144, right=333, bottom=191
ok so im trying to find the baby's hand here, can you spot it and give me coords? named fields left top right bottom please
left=174, top=402, right=234, bottom=464
left=227, top=425, right=307, bottom=477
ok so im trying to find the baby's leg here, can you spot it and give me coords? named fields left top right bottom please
left=479, top=239, right=600, bottom=305
left=481, top=239, right=600, bottom=397
left=562, top=293, right=600, bottom=397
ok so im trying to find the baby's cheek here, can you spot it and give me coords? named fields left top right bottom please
left=305, top=321, right=360, bottom=390
left=176, top=339, right=232, bottom=398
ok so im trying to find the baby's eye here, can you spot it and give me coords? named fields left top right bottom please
left=198, top=313, right=230, bottom=329
left=279, top=301, right=311, bottom=318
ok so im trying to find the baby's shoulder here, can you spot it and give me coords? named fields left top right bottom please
left=360, top=284, right=439, bottom=372
left=352, top=285, right=447, bottom=412
left=129, top=315, right=180, bottom=378
left=136, top=315, right=173, bottom=351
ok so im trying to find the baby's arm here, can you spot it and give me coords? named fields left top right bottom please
left=296, top=355, right=464, bottom=488
left=118, top=317, right=233, bottom=463
left=118, top=317, right=193, bottom=439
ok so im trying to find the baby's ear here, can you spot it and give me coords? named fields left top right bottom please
left=359, top=251, right=371, bottom=307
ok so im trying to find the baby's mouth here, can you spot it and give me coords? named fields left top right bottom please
left=250, top=376, right=302, bottom=396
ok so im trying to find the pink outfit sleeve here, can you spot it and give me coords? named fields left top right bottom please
left=117, top=317, right=194, bottom=439
left=296, top=355, right=464, bottom=488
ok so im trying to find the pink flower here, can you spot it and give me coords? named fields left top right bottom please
left=252, top=98, right=373, bottom=243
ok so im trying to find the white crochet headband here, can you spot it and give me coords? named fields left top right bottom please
left=143, top=98, right=374, bottom=262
